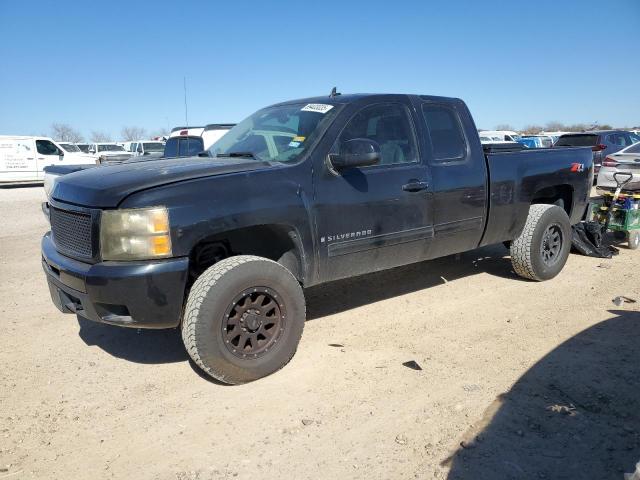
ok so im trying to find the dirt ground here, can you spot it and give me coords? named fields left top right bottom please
left=0, top=186, right=638, bottom=480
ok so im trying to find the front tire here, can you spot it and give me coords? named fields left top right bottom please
left=510, top=204, right=571, bottom=281
left=182, top=255, right=306, bottom=384
left=628, top=231, right=640, bottom=250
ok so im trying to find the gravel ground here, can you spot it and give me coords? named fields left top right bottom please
left=0, top=186, right=638, bottom=480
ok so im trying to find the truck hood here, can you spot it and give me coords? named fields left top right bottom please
left=51, top=156, right=271, bottom=208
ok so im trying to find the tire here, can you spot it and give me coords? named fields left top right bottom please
left=182, top=255, right=305, bottom=384
left=628, top=231, right=640, bottom=250
left=510, top=204, right=572, bottom=281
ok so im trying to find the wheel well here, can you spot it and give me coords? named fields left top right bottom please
left=531, top=185, right=573, bottom=216
left=189, top=225, right=303, bottom=283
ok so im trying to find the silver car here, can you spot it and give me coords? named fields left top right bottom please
left=596, top=141, right=640, bottom=190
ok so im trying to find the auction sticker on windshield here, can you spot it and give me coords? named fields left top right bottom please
left=301, top=104, right=334, bottom=114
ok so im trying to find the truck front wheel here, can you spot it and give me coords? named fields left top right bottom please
left=510, top=204, right=571, bottom=281
left=182, top=255, right=305, bottom=384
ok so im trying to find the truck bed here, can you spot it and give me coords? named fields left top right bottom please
left=479, top=146, right=593, bottom=247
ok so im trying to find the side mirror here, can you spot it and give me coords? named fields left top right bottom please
left=329, top=138, right=381, bottom=171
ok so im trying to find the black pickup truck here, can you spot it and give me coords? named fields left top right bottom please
left=42, top=93, right=593, bottom=384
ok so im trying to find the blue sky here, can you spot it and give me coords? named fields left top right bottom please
left=0, top=0, right=639, bottom=139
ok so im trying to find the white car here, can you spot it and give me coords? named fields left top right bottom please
left=0, top=136, right=96, bottom=184
left=125, top=140, right=165, bottom=157
left=57, top=142, right=98, bottom=162
left=479, top=130, right=521, bottom=142
left=164, top=124, right=235, bottom=157
left=597, top=141, right=640, bottom=190
left=87, top=143, right=132, bottom=164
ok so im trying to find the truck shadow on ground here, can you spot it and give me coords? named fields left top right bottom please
left=77, top=318, right=188, bottom=364
left=75, top=244, right=514, bottom=365
left=306, top=243, right=515, bottom=320
left=443, top=309, right=640, bottom=480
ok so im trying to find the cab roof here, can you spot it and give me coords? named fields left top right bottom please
left=271, top=93, right=460, bottom=107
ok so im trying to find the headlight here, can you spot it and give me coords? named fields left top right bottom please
left=43, top=172, right=59, bottom=198
left=100, top=207, right=172, bottom=260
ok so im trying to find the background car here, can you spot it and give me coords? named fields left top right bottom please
left=126, top=140, right=165, bottom=157
left=57, top=142, right=97, bottom=161
left=478, top=130, right=521, bottom=142
left=518, top=135, right=553, bottom=148
left=554, top=130, right=640, bottom=175
left=164, top=123, right=235, bottom=158
left=0, top=136, right=94, bottom=184
left=87, top=142, right=133, bottom=164
left=596, top=141, right=640, bottom=190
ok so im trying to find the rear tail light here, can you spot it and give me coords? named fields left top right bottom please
left=602, top=156, right=618, bottom=167
left=592, top=144, right=607, bottom=152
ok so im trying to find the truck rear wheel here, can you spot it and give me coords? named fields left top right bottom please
left=182, top=255, right=305, bottom=384
left=510, top=204, right=571, bottom=281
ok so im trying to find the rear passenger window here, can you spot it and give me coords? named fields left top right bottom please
left=421, top=104, right=467, bottom=162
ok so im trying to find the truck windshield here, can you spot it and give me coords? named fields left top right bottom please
left=209, top=103, right=339, bottom=163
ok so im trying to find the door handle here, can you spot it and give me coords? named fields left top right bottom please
left=402, top=181, right=428, bottom=192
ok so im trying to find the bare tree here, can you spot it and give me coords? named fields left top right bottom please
left=522, top=125, right=543, bottom=135
left=545, top=121, right=566, bottom=131
left=90, top=131, right=112, bottom=142
left=151, top=127, right=170, bottom=138
left=568, top=123, right=587, bottom=132
left=51, top=123, right=84, bottom=142
left=121, top=126, right=147, bottom=141
left=495, top=124, right=515, bottom=131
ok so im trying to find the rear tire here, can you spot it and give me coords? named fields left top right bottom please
left=182, top=255, right=306, bottom=384
left=510, top=204, right=571, bottom=281
left=628, top=231, right=640, bottom=250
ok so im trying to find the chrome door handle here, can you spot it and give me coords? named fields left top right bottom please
left=402, top=181, right=428, bottom=192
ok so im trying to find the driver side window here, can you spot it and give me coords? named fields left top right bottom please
left=338, top=103, right=417, bottom=166
left=36, top=140, right=61, bottom=155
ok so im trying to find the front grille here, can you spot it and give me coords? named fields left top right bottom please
left=50, top=207, right=94, bottom=259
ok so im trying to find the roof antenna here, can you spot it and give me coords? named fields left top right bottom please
left=329, top=86, right=341, bottom=98
left=183, top=76, right=189, bottom=127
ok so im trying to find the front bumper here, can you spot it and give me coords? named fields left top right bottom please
left=42, top=232, right=189, bottom=329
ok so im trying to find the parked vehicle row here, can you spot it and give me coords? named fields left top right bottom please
left=554, top=130, right=640, bottom=175
left=0, top=136, right=96, bottom=184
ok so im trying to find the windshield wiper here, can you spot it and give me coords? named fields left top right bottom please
left=216, top=151, right=257, bottom=159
